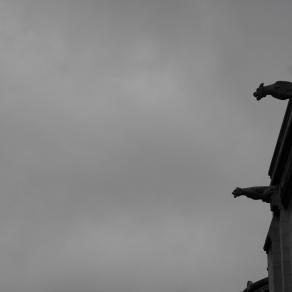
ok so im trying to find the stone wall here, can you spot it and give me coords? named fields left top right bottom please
left=265, top=99, right=292, bottom=292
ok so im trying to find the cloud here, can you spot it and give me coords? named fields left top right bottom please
left=0, top=1, right=285, bottom=292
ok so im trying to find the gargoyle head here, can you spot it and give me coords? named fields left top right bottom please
left=232, top=187, right=244, bottom=198
left=253, top=83, right=266, bottom=100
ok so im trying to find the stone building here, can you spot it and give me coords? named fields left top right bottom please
left=237, top=82, right=292, bottom=292
left=263, top=99, right=292, bottom=292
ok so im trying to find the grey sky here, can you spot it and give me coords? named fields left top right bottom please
left=0, top=1, right=291, bottom=291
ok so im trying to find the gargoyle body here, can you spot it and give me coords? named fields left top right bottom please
left=232, top=186, right=278, bottom=203
left=253, top=81, right=292, bottom=101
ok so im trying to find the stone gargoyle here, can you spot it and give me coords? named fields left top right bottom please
left=253, top=81, right=292, bottom=101
left=232, top=186, right=278, bottom=203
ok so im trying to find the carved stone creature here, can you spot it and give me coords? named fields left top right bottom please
left=253, top=81, right=292, bottom=101
left=232, top=186, right=278, bottom=203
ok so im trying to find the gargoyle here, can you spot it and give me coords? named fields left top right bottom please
left=232, top=186, right=278, bottom=203
left=253, top=81, right=292, bottom=101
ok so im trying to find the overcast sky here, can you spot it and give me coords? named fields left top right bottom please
left=0, top=1, right=291, bottom=291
